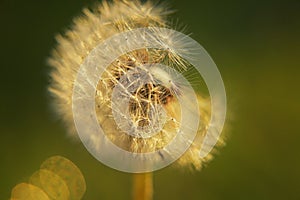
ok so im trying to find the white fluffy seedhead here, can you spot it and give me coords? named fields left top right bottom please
left=49, top=0, right=226, bottom=173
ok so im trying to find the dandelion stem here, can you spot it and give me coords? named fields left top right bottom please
left=132, top=173, right=153, bottom=200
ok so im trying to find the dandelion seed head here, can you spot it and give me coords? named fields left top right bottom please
left=49, top=0, right=226, bottom=172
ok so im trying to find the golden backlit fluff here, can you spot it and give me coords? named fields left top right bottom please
left=48, top=0, right=225, bottom=170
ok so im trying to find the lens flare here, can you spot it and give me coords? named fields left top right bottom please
left=10, top=156, right=86, bottom=200
left=29, top=170, right=70, bottom=200
left=11, top=183, right=50, bottom=200
left=40, top=156, right=86, bottom=200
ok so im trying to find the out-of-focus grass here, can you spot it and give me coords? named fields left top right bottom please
left=1, top=0, right=299, bottom=199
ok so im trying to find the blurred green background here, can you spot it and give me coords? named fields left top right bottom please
left=1, top=0, right=299, bottom=199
